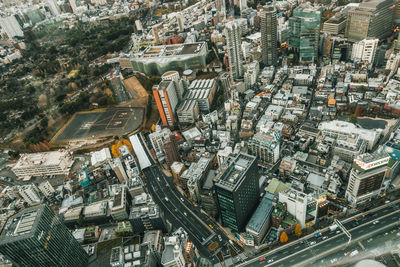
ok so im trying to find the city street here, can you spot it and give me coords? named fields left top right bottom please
left=239, top=201, right=400, bottom=266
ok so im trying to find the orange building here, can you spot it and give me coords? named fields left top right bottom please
left=153, top=80, right=179, bottom=127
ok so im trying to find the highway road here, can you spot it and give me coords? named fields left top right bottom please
left=134, top=133, right=244, bottom=265
left=239, top=200, right=400, bottom=267
left=144, top=164, right=244, bottom=265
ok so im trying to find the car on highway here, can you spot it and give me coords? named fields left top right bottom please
left=322, top=236, right=328, bottom=240
left=367, top=238, right=373, bottom=242
left=390, top=229, right=397, bottom=234
left=218, top=235, right=222, bottom=242
left=267, top=259, right=274, bottom=263
left=259, top=257, right=266, bottom=262
left=209, top=224, right=214, bottom=229
left=373, top=220, right=379, bottom=224
left=184, top=212, right=187, bottom=216
left=336, top=230, right=341, bottom=234
left=344, top=251, right=350, bottom=256
left=310, top=241, right=316, bottom=245
left=165, top=197, right=169, bottom=202
left=202, top=237, right=206, bottom=242
left=350, top=250, right=359, bottom=257
left=330, top=258, right=337, bottom=264
left=315, top=233, right=321, bottom=238
left=180, top=197, right=185, bottom=202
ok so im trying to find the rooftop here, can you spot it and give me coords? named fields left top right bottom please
left=13, top=151, right=72, bottom=169
left=215, top=153, right=256, bottom=191
left=0, top=205, right=44, bottom=244
left=134, top=42, right=206, bottom=59
left=246, top=193, right=275, bottom=235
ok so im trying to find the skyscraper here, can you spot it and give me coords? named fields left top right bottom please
left=153, top=80, right=179, bottom=127
left=214, top=153, right=259, bottom=232
left=288, top=3, right=322, bottom=64
left=345, top=0, right=394, bottom=42
left=47, top=0, right=61, bottom=16
left=0, top=205, right=88, bottom=267
left=0, top=15, right=23, bottom=38
left=224, top=20, right=244, bottom=80
left=260, top=5, right=277, bottom=66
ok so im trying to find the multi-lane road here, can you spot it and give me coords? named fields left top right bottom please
left=239, top=201, right=400, bottom=266
left=133, top=132, right=244, bottom=265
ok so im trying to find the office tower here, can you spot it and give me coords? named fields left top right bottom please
left=47, top=0, right=61, bottom=16
left=288, top=3, right=322, bottom=64
left=0, top=205, right=88, bottom=267
left=345, top=151, right=390, bottom=206
left=214, top=153, right=259, bottom=232
left=0, top=15, right=23, bottom=38
left=260, top=5, right=277, bottom=66
left=351, top=38, right=379, bottom=64
left=248, top=131, right=281, bottom=166
left=153, top=80, right=179, bottom=127
left=345, top=0, right=394, bottom=42
left=162, top=134, right=180, bottom=167
left=224, top=20, right=244, bottom=80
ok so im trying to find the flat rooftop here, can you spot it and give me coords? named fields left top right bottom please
left=215, top=153, right=256, bottom=191
left=0, top=205, right=44, bottom=244
left=135, top=42, right=205, bottom=58
left=246, top=193, right=274, bottom=234
left=13, top=151, right=71, bottom=169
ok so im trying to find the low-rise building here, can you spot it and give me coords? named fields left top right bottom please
left=12, top=151, right=74, bottom=178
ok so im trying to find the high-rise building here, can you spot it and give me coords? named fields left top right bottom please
left=345, top=151, right=390, bottom=206
left=0, top=15, right=23, bottom=38
left=69, top=0, right=79, bottom=13
left=224, top=20, right=244, bottom=80
left=153, top=80, right=179, bottom=127
left=47, top=0, right=61, bottom=16
left=0, top=205, right=88, bottom=267
left=248, top=131, right=281, bottom=166
left=351, top=38, right=379, bottom=64
left=288, top=4, right=322, bottom=64
left=162, top=134, right=180, bottom=167
left=161, top=71, right=185, bottom=102
left=214, top=153, right=259, bottom=232
left=345, top=0, right=394, bottom=42
left=260, top=5, right=277, bottom=66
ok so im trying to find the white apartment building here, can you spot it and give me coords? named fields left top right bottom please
left=279, top=188, right=318, bottom=228
left=149, top=126, right=172, bottom=160
left=12, top=151, right=74, bottom=178
left=47, top=0, right=61, bottom=16
left=38, top=181, right=55, bottom=197
left=225, top=20, right=244, bottom=80
left=351, top=38, right=379, bottom=64
left=244, top=61, right=260, bottom=89
left=0, top=16, right=23, bottom=38
left=18, top=184, right=41, bottom=205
